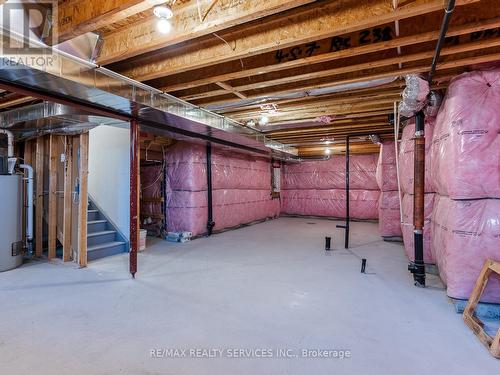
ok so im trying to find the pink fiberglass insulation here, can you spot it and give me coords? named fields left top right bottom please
left=165, top=142, right=278, bottom=236
left=166, top=142, right=272, bottom=191
left=398, top=117, right=435, bottom=195
left=376, top=141, right=398, bottom=191
left=281, top=189, right=379, bottom=220
left=429, top=69, right=500, bottom=199
left=430, top=195, right=500, bottom=303
left=378, top=191, right=402, bottom=237
left=281, top=154, right=379, bottom=190
left=401, top=193, right=436, bottom=264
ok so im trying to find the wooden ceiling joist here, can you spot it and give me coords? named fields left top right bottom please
left=115, top=0, right=478, bottom=81
left=98, top=0, right=318, bottom=64
left=162, top=16, right=500, bottom=94
left=179, top=36, right=500, bottom=102
left=57, top=0, right=165, bottom=43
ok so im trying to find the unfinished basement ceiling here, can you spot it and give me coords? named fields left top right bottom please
left=0, top=0, right=499, bottom=155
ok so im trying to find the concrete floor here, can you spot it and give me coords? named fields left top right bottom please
left=1, top=217, right=498, bottom=374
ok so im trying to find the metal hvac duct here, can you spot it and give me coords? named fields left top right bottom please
left=0, top=102, right=126, bottom=139
left=0, top=28, right=298, bottom=160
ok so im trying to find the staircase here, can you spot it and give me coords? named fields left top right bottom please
left=87, top=198, right=128, bottom=261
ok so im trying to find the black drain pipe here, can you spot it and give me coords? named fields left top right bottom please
left=336, top=136, right=350, bottom=249
left=409, top=111, right=426, bottom=287
left=428, top=0, right=455, bottom=84
left=206, top=142, right=215, bottom=236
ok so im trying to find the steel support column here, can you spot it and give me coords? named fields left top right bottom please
left=336, top=136, right=350, bottom=248
left=130, top=120, right=140, bottom=277
left=206, top=142, right=215, bottom=236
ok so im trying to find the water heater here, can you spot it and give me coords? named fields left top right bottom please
left=0, top=174, right=23, bottom=271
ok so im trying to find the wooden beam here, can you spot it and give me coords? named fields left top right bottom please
left=35, top=137, right=44, bottom=257
left=77, top=132, right=89, bottom=268
left=0, top=96, right=35, bottom=109
left=117, top=0, right=478, bottom=81
left=208, top=81, right=407, bottom=111
left=182, top=38, right=500, bottom=102
left=99, top=0, right=317, bottom=64
left=62, top=136, right=73, bottom=262
left=48, top=135, right=58, bottom=260
left=57, top=0, right=165, bottom=43
left=198, top=51, right=500, bottom=108
left=215, top=82, right=247, bottom=99
left=231, top=96, right=401, bottom=120
left=162, top=16, right=500, bottom=93
left=220, top=90, right=402, bottom=116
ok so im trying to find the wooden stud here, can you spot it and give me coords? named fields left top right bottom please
left=62, top=136, right=73, bottom=262
left=35, top=137, right=44, bottom=257
left=77, top=133, right=89, bottom=268
left=48, top=135, right=58, bottom=260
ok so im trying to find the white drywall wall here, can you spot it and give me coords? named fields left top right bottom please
left=88, top=125, right=130, bottom=240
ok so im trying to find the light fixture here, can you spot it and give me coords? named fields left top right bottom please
left=154, top=4, right=173, bottom=34
left=246, top=119, right=256, bottom=127
left=157, top=18, right=172, bottom=34
left=153, top=4, right=173, bottom=19
left=324, top=140, right=331, bottom=145
left=325, top=148, right=331, bottom=155
left=259, top=115, right=269, bottom=126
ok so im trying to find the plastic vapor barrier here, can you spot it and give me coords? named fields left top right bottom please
left=398, top=117, right=435, bottom=195
left=430, top=195, right=500, bottom=303
left=401, top=193, right=436, bottom=264
left=376, top=141, right=398, bottom=192
left=281, top=189, right=379, bottom=220
left=282, top=154, right=379, bottom=190
left=378, top=191, right=402, bottom=237
left=429, top=69, right=500, bottom=199
left=166, top=142, right=278, bottom=236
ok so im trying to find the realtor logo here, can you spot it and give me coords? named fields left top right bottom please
left=1, top=0, right=57, bottom=55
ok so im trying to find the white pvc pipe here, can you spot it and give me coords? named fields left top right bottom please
left=394, top=102, right=404, bottom=223
left=19, top=164, right=34, bottom=244
left=0, top=129, right=14, bottom=157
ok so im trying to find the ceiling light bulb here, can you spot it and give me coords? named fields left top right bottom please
left=325, top=140, right=331, bottom=145
left=153, top=5, right=173, bottom=19
left=259, top=115, right=269, bottom=125
left=157, top=18, right=172, bottom=34
left=325, top=148, right=331, bottom=155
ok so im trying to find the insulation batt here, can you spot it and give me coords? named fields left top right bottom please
left=282, top=154, right=379, bottom=190
left=430, top=195, right=500, bottom=303
left=401, top=193, right=436, bottom=264
left=167, top=189, right=280, bottom=236
left=376, top=141, right=398, bottom=192
left=398, top=117, right=435, bottom=194
left=166, top=142, right=279, bottom=236
left=429, top=69, right=500, bottom=199
left=281, top=189, right=379, bottom=220
left=378, top=191, right=402, bottom=237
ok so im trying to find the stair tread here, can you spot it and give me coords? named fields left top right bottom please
left=87, top=230, right=116, bottom=238
left=87, top=241, right=126, bottom=252
left=88, top=219, right=107, bottom=224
